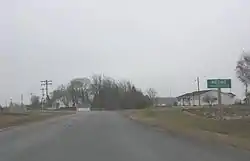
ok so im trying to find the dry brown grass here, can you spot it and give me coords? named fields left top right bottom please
left=0, top=112, right=71, bottom=129
left=130, top=108, right=250, bottom=150
left=185, top=105, right=250, bottom=119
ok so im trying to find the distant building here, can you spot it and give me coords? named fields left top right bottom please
left=52, top=99, right=66, bottom=109
left=177, top=90, right=236, bottom=106
left=155, top=97, right=178, bottom=107
left=77, top=102, right=91, bottom=112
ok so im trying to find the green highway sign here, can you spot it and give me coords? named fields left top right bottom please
left=207, top=79, right=231, bottom=88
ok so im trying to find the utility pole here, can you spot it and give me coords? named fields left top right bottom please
left=10, top=97, right=13, bottom=107
left=30, top=93, right=33, bottom=105
left=197, top=77, right=201, bottom=106
left=41, top=88, right=45, bottom=99
left=21, top=94, right=24, bottom=107
left=218, top=87, right=222, bottom=105
left=217, top=86, right=222, bottom=120
left=41, top=80, right=52, bottom=103
left=40, top=88, right=45, bottom=111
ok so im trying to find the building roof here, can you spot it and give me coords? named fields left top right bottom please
left=177, top=90, right=211, bottom=99
left=177, top=90, right=235, bottom=99
left=156, top=97, right=177, bottom=105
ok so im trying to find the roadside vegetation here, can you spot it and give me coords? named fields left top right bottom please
left=130, top=107, right=250, bottom=150
left=126, top=51, right=250, bottom=150
left=47, top=74, right=154, bottom=110
left=0, top=111, right=71, bottom=129
left=0, top=74, right=155, bottom=129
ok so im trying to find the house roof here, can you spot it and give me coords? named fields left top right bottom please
left=177, top=90, right=235, bottom=99
left=177, top=90, right=211, bottom=99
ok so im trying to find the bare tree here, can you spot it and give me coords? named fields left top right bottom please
left=236, top=51, right=250, bottom=103
left=202, top=94, right=217, bottom=106
left=51, top=84, right=71, bottom=106
left=90, top=74, right=103, bottom=96
left=49, top=74, right=151, bottom=110
left=146, top=88, right=157, bottom=105
left=71, top=77, right=92, bottom=103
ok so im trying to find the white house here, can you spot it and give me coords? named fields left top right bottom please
left=177, top=90, right=236, bottom=106
left=52, top=99, right=66, bottom=109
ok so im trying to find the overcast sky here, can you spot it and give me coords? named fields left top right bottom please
left=1, top=0, right=250, bottom=104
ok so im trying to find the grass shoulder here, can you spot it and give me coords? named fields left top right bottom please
left=129, top=107, right=250, bottom=150
left=0, top=110, right=74, bottom=129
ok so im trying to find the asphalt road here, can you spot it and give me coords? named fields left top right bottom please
left=0, top=111, right=249, bottom=161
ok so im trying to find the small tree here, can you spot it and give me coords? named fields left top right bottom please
left=202, top=94, right=217, bottom=106
left=146, top=88, right=157, bottom=105
left=236, top=51, right=250, bottom=104
left=30, top=95, right=40, bottom=108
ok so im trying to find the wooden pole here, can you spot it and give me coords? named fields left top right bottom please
left=218, top=88, right=221, bottom=105
left=218, top=88, right=223, bottom=120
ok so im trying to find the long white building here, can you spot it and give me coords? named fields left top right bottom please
left=177, top=90, right=236, bottom=106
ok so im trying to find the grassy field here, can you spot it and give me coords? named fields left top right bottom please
left=0, top=111, right=74, bottom=129
left=129, top=107, right=250, bottom=150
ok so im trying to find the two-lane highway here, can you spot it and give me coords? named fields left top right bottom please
left=0, top=111, right=249, bottom=161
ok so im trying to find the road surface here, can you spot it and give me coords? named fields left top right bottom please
left=0, top=111, right=249, bottom=161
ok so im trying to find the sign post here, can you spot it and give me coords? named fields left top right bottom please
left=207, top=79, right=231, bottom=119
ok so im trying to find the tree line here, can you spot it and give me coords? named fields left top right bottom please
left=31, top=74, right=155, bottom=110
